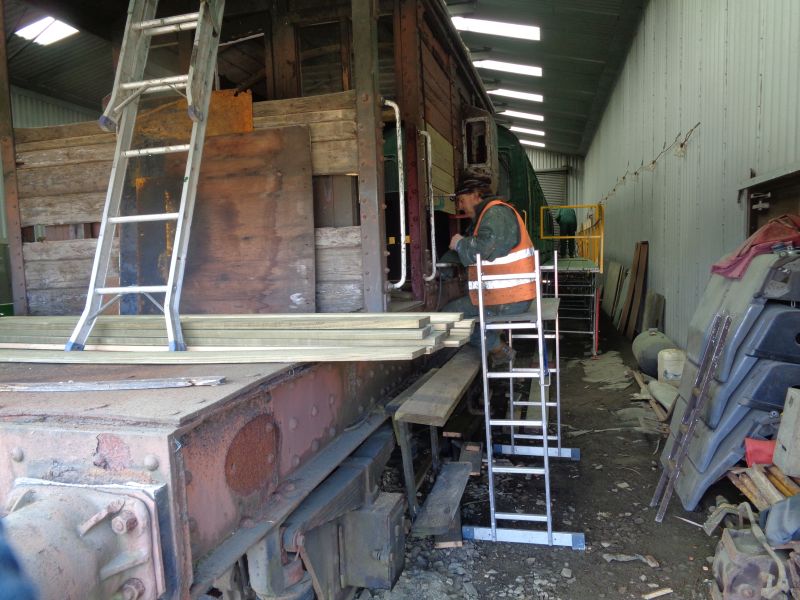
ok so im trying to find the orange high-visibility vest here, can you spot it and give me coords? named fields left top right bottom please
left=467, top=199, right=537, bottom=306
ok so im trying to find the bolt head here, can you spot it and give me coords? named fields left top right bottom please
left=119, top=578, right=145, bottom=600
left=111, top=510, right=138, bottom=534
left=10, top=447, right=23, bottom=462
left=143, top=454, right=159, bottom=471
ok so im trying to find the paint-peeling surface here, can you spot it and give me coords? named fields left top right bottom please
left=581, top=0, right=800, bottom=345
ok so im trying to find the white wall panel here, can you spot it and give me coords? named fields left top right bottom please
left=582, top=0, right=799, bottom=346
left=524, top=149, right=584, bottom=204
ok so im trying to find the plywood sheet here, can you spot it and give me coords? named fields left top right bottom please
left=181, top=127, right=316, bottom=313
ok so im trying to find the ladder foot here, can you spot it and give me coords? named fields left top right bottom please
left=188, top=105, right=204, bottom=122
left=169, top=341, right=187, bottom=352
left=64, top=341, right=85, bottom=352
left=98, top=115, right=117, bottom=133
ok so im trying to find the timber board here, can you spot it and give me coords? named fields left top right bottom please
left=394, top=346, right=481, bottom=427
left=412, top=461, right=472, bottom=536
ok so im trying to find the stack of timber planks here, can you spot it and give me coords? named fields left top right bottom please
left=0, top=313, right=475, bottom=365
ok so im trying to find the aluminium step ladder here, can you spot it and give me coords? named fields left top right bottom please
left=66, top=0, right=225, bottom=352
left=650, top=312, right=732, bottom=522
left=462, top=250, right=584, bottom=549
left=496, top=253, right=580, bottom=460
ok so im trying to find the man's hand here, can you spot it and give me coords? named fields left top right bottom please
left=449, top=233, right=464, bottom=251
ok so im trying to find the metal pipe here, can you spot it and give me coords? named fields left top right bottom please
left=383, top=99, right=406, bottom=291
left=419, top=130, right=438, bottom=282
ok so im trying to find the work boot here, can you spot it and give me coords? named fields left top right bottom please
left=490, top=342, right=516, bottom=367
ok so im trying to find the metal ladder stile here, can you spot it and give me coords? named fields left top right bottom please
left=461, top=250, right=585, bottom=549
left=497, top=253, right=579, bottom=461
left=650, top=312, right=732, bottom=522
left=65, top=0, right=225, bottom=352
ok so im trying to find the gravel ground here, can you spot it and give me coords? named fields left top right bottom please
left=365, top=323, right=722, bottom=600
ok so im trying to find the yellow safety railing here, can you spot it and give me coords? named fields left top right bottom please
left=539, top=203, right=605, bottom=273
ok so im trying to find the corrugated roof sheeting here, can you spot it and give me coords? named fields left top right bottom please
left=10, top=85, right=99, bottom=127
left=581, top=0, right=800, bottom=347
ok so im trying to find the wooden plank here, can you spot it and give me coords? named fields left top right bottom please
left=726, top=472, right=770, bottom=511
left=766, top=465, right=800, bottom=496
left=16, top=160, right=111, bottom=197
left=314, top=226, right=361, bottom=248
left=0, top=376, right=225, bottom=392
left=20, top=192, right=106, bottom=227
left=180, top=127, right=316, bottom=314
left=395, top=346, right=481, bottom=427
left=626, top=242, right=649, bottom=339
left=15, top=132, right=115, bottom=153
left=458, top=442, right=483, bottom=476
left=24, top=258, right=118, bottom=291
left=253, top=109, right=357, bottom=127
left=434, top=509, right=463, bottom=549
left=641, top=290, right=665, bottom=332
left=613, top=270, right=631, bottom=329
left=16, top=142, right=115, bottom=169
left=315, top=282, right=363, bottom=313
left=252, top=90, right=356, bottom=117
left=747, top=465, right=786, bottom=505
left=316, top=247, right=362, bottom=282
left=0, top=346, right=427, bottom=364
left=14, top=121, right=103, bottom=144
left=26, top=289, right=87, bottom=316
left=22, top=238, right=115, bottom=261
left=310, top=140, right=359, bottom=175
left=412, top=461, right=471, bottom=536
left=601, top=261, right=622, bottom=316
left=618, top=242, right=641, bottom=332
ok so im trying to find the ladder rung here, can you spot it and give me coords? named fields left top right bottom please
left=490, top=419, right=543, bottom=428
left=134, top=12, right=199, bottom=31
left=95, top=286, right=168, bottom=295
left=121, top=75, right=189, bottom=94
left=480, top=272, right=539, bottom=281
left=510, top=401, right=558, bottom=408
left=486, top=323, right=539, bottom=330
left=109, top=213, right=180, bottom=224
left=495, top=512, right=548, bottom=523
left=492, top=465, right=546, bottom=475
left=124, top=144, right=191, bottom=158
left=512, top=434, right=559, bottom=441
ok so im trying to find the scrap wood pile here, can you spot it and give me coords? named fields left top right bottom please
left=0, top=313, right=475, bottom=364
left=727, top=463, right=800, bottom=511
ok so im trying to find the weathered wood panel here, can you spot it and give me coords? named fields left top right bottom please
left=16, top=161, right=112, bottom=198
left=316, top=247, right=361, bottom=282
left=253, top=92, right=358, bottom=175
left=315, top=225, right=361, bottom=248
left=314, top=226, right=363, bottom=312
left=181, top=126, right=316, bottom=314
left=16, top=142, right=116, bottom=169
left=316, top=282, right=363, bottom=312
left=19, top=192, right=106, bottom=227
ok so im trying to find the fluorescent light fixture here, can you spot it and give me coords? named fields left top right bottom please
left=500, top=109, right=544, bottom=122
left=15, top=17, right=78, bottom=45
left=473, top=60, right=542, bottom=77
left=510, top=126, right=545, bottom=137
left=488, top=88, right=543, bottom=103
left=520, top=140, right=546, bottom=148
left=452, top=16, right=540, bottom=41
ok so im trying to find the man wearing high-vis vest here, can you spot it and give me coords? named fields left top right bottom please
left=440, top=170, right=537, bottom=366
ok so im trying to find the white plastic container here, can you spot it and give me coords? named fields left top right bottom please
left=658, top=348, right=686, bottom=387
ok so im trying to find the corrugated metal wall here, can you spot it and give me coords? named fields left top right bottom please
left=581, top=0, right=800, bottom=347
left=526, top=149, right=584, bottom=204
left=0, top=86, right=99, bottom=240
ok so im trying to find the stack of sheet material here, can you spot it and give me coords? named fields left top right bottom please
left=0, top=313, right=475, bottom=364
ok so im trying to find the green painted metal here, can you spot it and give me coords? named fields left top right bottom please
left=497, top=125, right=554, bottom=263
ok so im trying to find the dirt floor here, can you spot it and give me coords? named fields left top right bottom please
left=365, top=320, right=726, bottom=600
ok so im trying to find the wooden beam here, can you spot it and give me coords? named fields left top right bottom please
left=352, top=0, right=387, bottom=311
left=0, top=0, right=28, bottom=314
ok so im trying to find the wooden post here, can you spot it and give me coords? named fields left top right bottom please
left=0, top=0, right=28, bottom=314
left=352, top=0, right=387, bottom=311
left=270, top=0, right=299, bottom=100
left=396, top=0, right=426, bottom=302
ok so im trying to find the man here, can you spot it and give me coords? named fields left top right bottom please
left=440, top=170, right=537, bottom=365
left=554, top=207, right=577, bottom=258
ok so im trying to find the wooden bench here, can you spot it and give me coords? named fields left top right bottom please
left=389, top=345, right=482, bottom=545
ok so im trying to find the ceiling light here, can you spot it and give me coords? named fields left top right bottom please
left=488, top=89, right=543, bottom=103
left=473, top=60, right=542, bottom=77
left=520, top=140, right=546, bottom=148
left=510, top=126, right=545, bottom=137
left=15, top=17, right=78, bottom=46
left=500, top=110, right=544, bottom=122
left=452, top=17, right=540, bottom=41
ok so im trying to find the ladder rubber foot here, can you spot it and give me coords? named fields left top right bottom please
left=64, top=341, right=85, bottom=351
left=98, top=115, right=117, bottom=133
left=170, top=341, right=187, bottom=352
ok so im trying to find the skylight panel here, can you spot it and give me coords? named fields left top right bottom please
left=452, top=17, right=540, bottom=41
left=473, top=60, right=542, bottom=77
left=15, top=17, right=78, bottom=46
left=488, top=89, right=544, bottom=103
left=510, top=126, right=545, bottom=137
left=500, top=110, right=544, bottom=122
left=519, top=140, right=546, bottom=148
